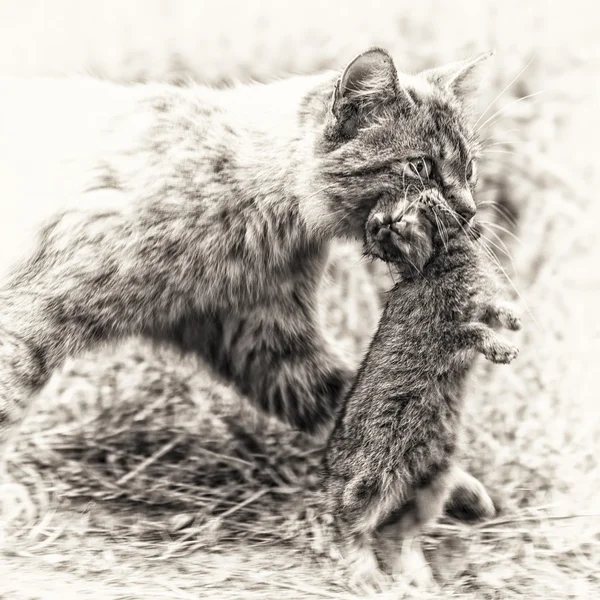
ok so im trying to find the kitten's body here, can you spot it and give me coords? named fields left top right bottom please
left=322, top=197, right=519, bottom=587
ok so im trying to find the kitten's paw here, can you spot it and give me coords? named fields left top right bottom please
left=481, top=338, right=519, bottom=364
left=482, top=303, right=522, bottom=331
left=495, top=306, right=522, bottom=331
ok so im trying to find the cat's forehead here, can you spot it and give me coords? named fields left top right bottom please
left=393, top=82, right=474, bottom=161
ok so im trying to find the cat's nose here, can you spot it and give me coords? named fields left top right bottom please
left=452, top=189, right=476, bottom=221
left=457, top=204, right=476, bottom=221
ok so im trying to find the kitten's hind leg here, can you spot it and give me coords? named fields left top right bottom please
left=459, top=323, right=519, bottom=364
left=480, top=302, right=522, bottom=331
left=384, top=471, right=451, bottom=589
left=329, top=475, right=392, bottom=593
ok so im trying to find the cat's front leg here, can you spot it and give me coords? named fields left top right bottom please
left=181, top=308, right=354, bottom=437
left=459, top=323, right=519, bottom=364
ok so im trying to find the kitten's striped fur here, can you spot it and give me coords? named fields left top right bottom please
left=322, top=194, right=520, bottom=589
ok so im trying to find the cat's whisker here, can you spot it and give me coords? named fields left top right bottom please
left=482, top=149, right=518, bottom=156
left=301, top=183, right=344, bottom=202
left=477, top=228, right=514, bottom=261
left=484, top=140, right=530, bottom=148
left=480, top=128, right=521, bottom=145
left=403, top=255, right=424, bottom=277
left=475, top=235, right=542, bottom=333
left=477, top=229, right=523, bottom=291
left=479, top=219, right=523, bottom=246
left=477, top=92, right=543, bottom=133
left=476, top=200, right=518, bottom=228
left=430, top=205, right=449, bottom=252
left=473, top=57, right=536, bottom=129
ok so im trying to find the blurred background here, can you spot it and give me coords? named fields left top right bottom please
left=0, top=1, right=599, bottom=599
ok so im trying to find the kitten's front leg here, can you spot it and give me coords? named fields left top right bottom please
left=459, top=323, right=519, bottom=364
left=480, top=302, right=522, bottom=332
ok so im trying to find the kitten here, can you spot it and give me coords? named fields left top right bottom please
left=321, top=190, right=520, bottom=590
left=0, top=48, right=495, bottom=515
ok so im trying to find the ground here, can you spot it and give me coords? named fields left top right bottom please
left=1, top=1, right=599, bottom=598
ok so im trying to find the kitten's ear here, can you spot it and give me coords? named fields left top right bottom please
left=423, top=51, right=494, bottom=102
left=329, top=48, right=399, bottom=138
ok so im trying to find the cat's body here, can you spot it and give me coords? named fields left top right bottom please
left=1, top=48, right=499, bottom=520
left=0, top=71, right=353, bottom=435
left=322, top=196, right=520, bottom=588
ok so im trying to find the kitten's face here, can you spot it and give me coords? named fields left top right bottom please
left=364, top=188, right=470, bottom=272
left=315, top=48, right=488, bottom=238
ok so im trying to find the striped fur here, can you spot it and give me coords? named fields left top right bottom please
left=0, top=48, right=490, bottom=448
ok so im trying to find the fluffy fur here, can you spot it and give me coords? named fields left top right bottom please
left=0, top=48, right=491, bottom=495
left=321, top=193, right=520, bottom=589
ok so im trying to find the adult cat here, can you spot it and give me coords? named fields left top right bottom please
left=0, top=48, right=492, bottom=514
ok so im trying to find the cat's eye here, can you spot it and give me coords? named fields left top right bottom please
left=466, top=159, right=476, bottom=181
left=408, top=157, right=434, bottom=179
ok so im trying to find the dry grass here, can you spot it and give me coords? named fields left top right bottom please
left=1, top=1, right=600, bottom=598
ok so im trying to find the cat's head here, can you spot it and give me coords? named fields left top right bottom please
left=309, top=47, right=491, bottom=238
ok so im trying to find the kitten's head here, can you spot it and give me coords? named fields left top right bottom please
left=310, top=47, right=491, bottom=238
left=364, top=187, right=479, bottom=275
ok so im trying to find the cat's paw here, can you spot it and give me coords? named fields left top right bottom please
left=482, top=340, right=519, bottom=364
left=445, top=472, right=496, bottom=522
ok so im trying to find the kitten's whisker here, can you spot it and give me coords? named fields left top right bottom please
left=473, top=57, right=536, bottom=129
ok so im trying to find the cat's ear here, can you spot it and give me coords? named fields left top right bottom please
left=423, top=51, right=494, bottom=102
left=329, top=48, right=399, bottom=138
